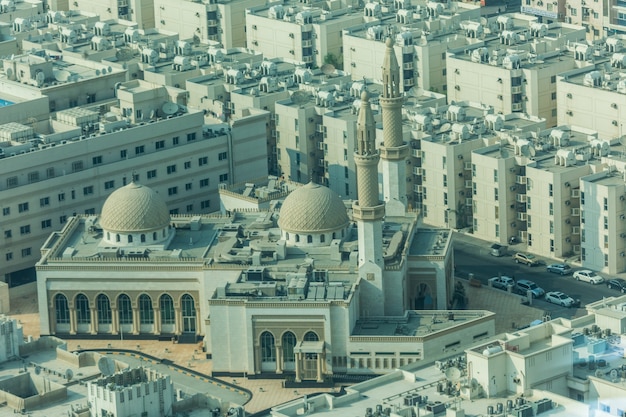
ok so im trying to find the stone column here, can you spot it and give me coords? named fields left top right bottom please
left=132, top=308, right=140, bottom=334
left=295, top=352, right=302, bottom=383
left=174, top=306, right=182, bottom=335
left=275, top=345, right=283, bottom=374
left=316, top=354, right=323, bottom=383
left=48, top=306, right=56, bottom=334
left=111, top=307, right=119, bottom=335
left=69, top=308, right=77, bottom=335
left=89, top=307, right=97, bottom=335
left=154, top=307, right=161, bottom=335
left=254, top=344, right=261, bottom=374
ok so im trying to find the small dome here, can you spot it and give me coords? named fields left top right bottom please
left=278, top=182, right=349, bottom=233
left=100, top=182, right=170, bottom=233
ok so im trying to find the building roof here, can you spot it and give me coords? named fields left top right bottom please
left=277, top=182, right=350, bottom=233
left=99, top=182, right=170, bottom=233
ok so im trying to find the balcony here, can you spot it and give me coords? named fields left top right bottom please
left=403, top=62, right=414, bottom=70
left=516, top=175, right=527, bottom=184
left=411, top=149, right=422, bottom=158
left=302, top=39, right=313, bottom=47
left=516, top=194, right=527, bottom=203
left=404, top=78, right=415, bottom=87
left=511, top=85, right=522, bottom=94
left=465, top=180, right=472, bottom=188
left=512, top=102, right=523, bottom=112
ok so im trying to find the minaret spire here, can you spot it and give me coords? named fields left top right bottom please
left=353, top=90, right=385, bottom=316
left=379, top=37, right=410, bottom=216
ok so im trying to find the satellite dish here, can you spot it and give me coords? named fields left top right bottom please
left=35, top=71, right=45, bottom=86
left=595, top=369, right=604, bottom=378
left=5, top=67, right=13, bottom=80
left=438, top=122, right=452, bottom=134
left=107, top=66, right=112, bottom=73
left=500, top=149, right=509, bottom=158
left=53, top=69, right=71, bottom=82
left=291, top=91, right=310, bottom=106
left=161, top=102, right=179, bottom=115
left=611, top=369, right=618, bottom=380
left=95, top=69, right=101, bottom=76
left=65, top=369, right=74, bottom=381
left=34, top=366, right=41, bottom=375
left=445, top=366, right=462, bottom=382
left=97, top=357, right=115, bottom=376
left=321, top=63, right=335, bottom=76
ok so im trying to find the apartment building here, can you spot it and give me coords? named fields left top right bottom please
left=446, top=14, right=587, bottom=127
left=68, top=0, right=155, bottom=29
left=0, top=79, right=268, bottom=284
left=342, top=0, right=480, bottom=93
left=0, top=0, right=44, bottom=25
left=246, top=2, right=363, bottom=69
left=152, top=0, right=266, bottom=48
left=414, top=105, right=545, bottom=230
left=557, top=46, right=626, bottom=141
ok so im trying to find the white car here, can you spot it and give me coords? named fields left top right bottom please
left=545, top=291, right=576, bottom=307
left=573, top=270, right=605, bottom=284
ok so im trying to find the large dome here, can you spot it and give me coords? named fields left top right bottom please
left=278, top=182, right=349, bottom=233
left=100, top=182, right=170, bottom=233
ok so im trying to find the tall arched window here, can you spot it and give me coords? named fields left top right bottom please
left=97, top=294, right=112, bottom=324
left=118, top=294, right=133, bottom=325
left=304, top=331, right=319, bottom=341
left=260, top=331, right=276, bottom=363
left=116, top=234, right=120, bottom=242
left=75, top=294, right=90, bottom=324
left=307, top=235, right=313, bottom=243
left=140, top=234, right=146, bottom=243
left=160, top=294, right=175, bottom=325
left=128, top=235, right=133, bottom=243
left=55, top=294, right=70, bottom=324
left=282, top=332, right=296, bottom=364
left=320, top=234, right=325, bottom=243
left=153, top=232, right=157, bottom=241
left=139, top=294, right=154, bottom=324
left=181, top=294, right=196, bottom=333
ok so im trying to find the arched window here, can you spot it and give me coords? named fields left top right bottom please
left=285, top=232, right=290, bottom=240
left=282, top=332, right=296, bottom=364
left=116, top=234, right=120, bottom=242
left=332, top=232, right=336, bottom=239
left=75, top=294, right=90, bottom=324
left=320, top=234, right=325, bottom=243
left=304, top=331, right=319, bottom=341
left=307, top=235, right=313, bottom=243
left=97, top=294, right=112, bottom=324
left=106, top=232, right=110, bottom=240
left=139, top=294, right=153, bottom=324
left=118, top=294, right=132, bottom=325
left=153, top=232, right=157, bottom=241
left=128, top=235, right=133, bottom=243
left=295, top=235, right=300, bottom=242
left=55, top=294, right=70, bottom=324
left=160, top=294, right=175, bottom=325
left=140, top=234, right=146, bottom=243
left=260, top=331, right=276, bottom=362
left=181, top=294, right=196, bottom=333
left=162, top=229, right=166, bottom=237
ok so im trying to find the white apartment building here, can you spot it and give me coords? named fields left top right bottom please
left=0, top=316, right=22, bottom=363
left=470, top=125, right=601, bottom=252
left=0, top=79, right=268, bottom=284
left=412, top=104, right=545, bottom=230
left=558, top=47, right=626, bottom=141
left=246, top=2, right=363, bottom=69
left=342, top=0, right=481, bottom=93
left=153, top=0, right=266, bottom=48
left=446, top=15, right=587, bottom=127
left=68, top=0, right=155, bottom=29
left=580, top=167, right=626, bottom=274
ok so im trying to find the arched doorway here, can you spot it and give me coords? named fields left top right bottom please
left=96, top=294, right=112, bottom=333
left=54, top=294, right=70, bottom=333
left=282, top=331, right=297, bottom=372
left=181, top=294, right=196, bottom=333
left=260, top=331, right=276, bottom=372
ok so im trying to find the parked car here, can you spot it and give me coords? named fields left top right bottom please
left=488, top=276, right=515, bottom=290
left=513, top=252, right=539, bottom=266
left=490, top=243, right=507, bottom=257
left=513, top=279, right=545, bottom=298
left=545, top=291, right=576, bottom=307
left=573, top=270, right=605, bottom=284
left=607, top=278, right=626, bottom=293
left=546, top=263, right=572, bottom=275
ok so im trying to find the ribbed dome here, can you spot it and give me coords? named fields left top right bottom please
left=100, top=182, right=170, bottom=233
left=278, top=182, right=349, bottom=233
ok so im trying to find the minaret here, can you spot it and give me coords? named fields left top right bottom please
left=379, top=37, right=410, bottom=216
left=353, top=90, right=385, bottom=316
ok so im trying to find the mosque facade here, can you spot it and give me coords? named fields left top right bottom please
left=36, top=39, right=495, bottom=382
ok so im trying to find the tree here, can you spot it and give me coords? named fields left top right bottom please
left=323, top=53, right=343, bottom=70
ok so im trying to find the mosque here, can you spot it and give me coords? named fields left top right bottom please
left=36, top=39, right=495, bottom=382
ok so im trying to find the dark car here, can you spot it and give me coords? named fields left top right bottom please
left=607, top=278, right=626, bottom=293
left=514, top=279, right=545, bottom=298
left=546, top=263, right=572, bottom=275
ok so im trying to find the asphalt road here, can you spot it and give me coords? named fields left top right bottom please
left=454, top=234, right=619, bottom=316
